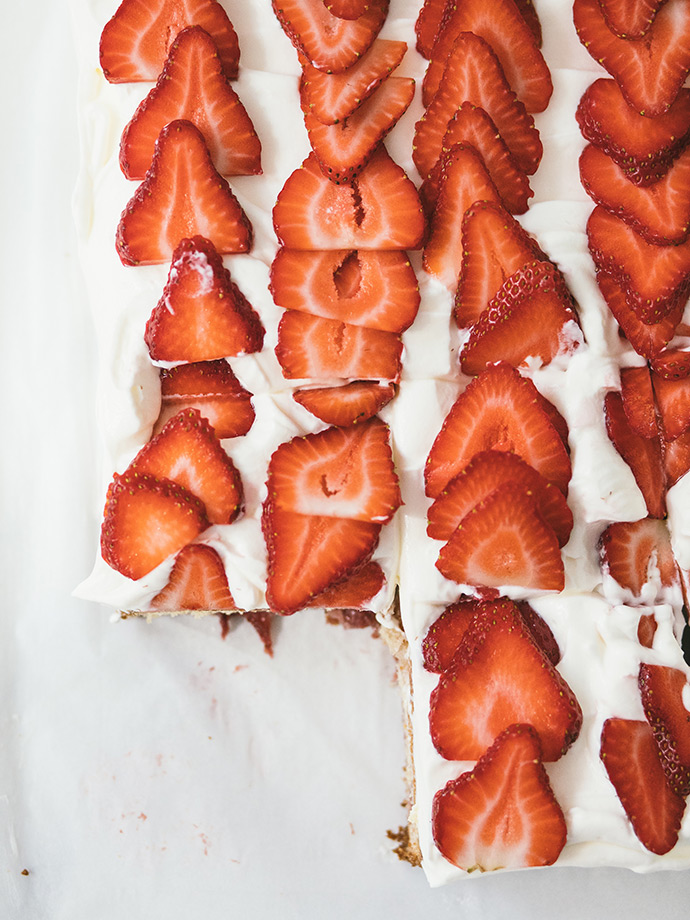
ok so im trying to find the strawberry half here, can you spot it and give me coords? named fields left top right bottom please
left=145, top=236, right=264, bottom=362
left=597, top=270, right=683, bottom=359
left=273, top=148, right=425, bottom=250
left=664, top=429, right=690, bottom=486
left=620, top=365, right=658, bottom=439
left=306, top=560, right=385, bottom=607
left=599, top=0, right=671, bottom=38
left=293, top=381, right=396, bottom=426
left=275, top=311, right=403, bottom=380
left=599, top=517, right=677, bottom=596
left=116, top=120, right=252, bottom=266
left=119, top=27, right=261, bottom=180
left=99, top=0, right=240, bottom=83
left=101, top=471, right=209, bottom=580
left=639, top=664, right=690, bottom=797
left=150, top=543, right=236, bottom=611
left=270, top=249, right=419, bottom=333
left=429, top=599, right=582, bottom=761
left=600, top=718, right=685, bottom=855
left=652, top=372, right=690, bottom=439
left=651, top=348, right=690, bottom=379
left=432, top=724, right=567, bottom=871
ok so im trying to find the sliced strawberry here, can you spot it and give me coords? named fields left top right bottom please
left=599, top=517, right=677, bottom=595
left=651, top=348, right=690, bottom=379
left=652, top=372, right=690, bottom=439
left=425, top=362, right=572, bottom=498
left=116, top=121, right=252, bottom=266
left=599, top=0, right=671, bottom=38
left=276, top=311, right=403, bottom=380
left=638, top=613, right=658, bottom=647
left=323, top=0, right=369, bottom=18
left=620, top=366, right=658, bottom=439
left=429, top=599, right=582, bottom=761
left=597, top=270, right=683, bottom=359
left=600, top=718, right=685, bottom=855
left=145, top=236, right=263, bottom=362
left=272, top=0, right=388, bottom=72
left=415, top=0, right=446, bottom=57
left=427, top=450, right=573, bottom=547
left=270, top=249, right=419, bottom=333
left=101, top=471, right=209, bottom=580
left=119, top=27, right=261, bottom=180
left=514, top=0, right=543, bottom=45
left=534, top=392, right=570, bottom=450
left=664, top=428, right=690, bottom=486
left=273, top=148, right=424, bottom=250
left=130, top=408, right=243, bottom=525
left=293, top=381, right=396, bottom=426
left=460, top=260, right=580, bottom=376
left=155, top=360, right=255, bottom=439
left=412, top=32, right=542, bottom=179
left=423, top=0, right=552, bottom=112
left=576, top=80, right=690, bottom=185
left=304, top=76, right=415, bottom=183
left=306, top=560, right=385, bottom=607
left=604, top=391, right=666, bottom=518
left=150, top=543, right=235, bottom=611
left=574, top=0, right=690, bottom=116
left=639, top=664, right=690, bottom=796
left=515, top=600, right=561, bottom=666
left=99, top=0, right=240, bottom=83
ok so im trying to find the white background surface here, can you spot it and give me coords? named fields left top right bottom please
left=4, top=0, right=690, bottom=916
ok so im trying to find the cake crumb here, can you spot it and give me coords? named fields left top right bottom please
left=387, top=826, right=422, bottom=867
left=20, top=869, right=29, bottom=877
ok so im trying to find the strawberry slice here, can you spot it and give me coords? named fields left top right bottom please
left=514, top=0, right=543, bottom=44
left=275, top=311, right=403, bottom=380
left=436, top=483, right=565, bottom=591
left=620, top=365, right=658, bottom=439
left=651, top=348, right=690, bottom=379
left=129, top=408, right=243, bottom=525
left=154, top=361, right=255, bottom=439
left=429, top=599, right=582, bottom=761
left=262, top=500, right=381, bottom=613
left=323, top=0, right=369, bottom=18
left=574, top=0, right=690, bottom=116
left=293, top=381, right=396, bottom=426
left=101, top=471, right=209, bottom=580
left=119, top=27, right=261, bottom=180
left=597, top=270, right=683, bottom=359
left=639, top=664, right=690, bottom=796
left=604, top=391, right=666, bottom=518
left=638, top=614, right=658, bottom=647
left=273, top=148, right=424, bottom=250
left=427, top=450, right=573, bottom=547
left=412, top=32, right=542, bottom=180
left=580, top=143, right=690, bottom=245
left=150, top=543, right=236, bottom=611
left=515, top=600, right=562, bottom=666
left=599, top=0, right=671, bottom=38
left=599, top=517, right=677, bottom=596
left=423, top=0, right=552, bottom=112
left=300, top=39, right=407, bottom=124
left=270, top=249, right=419, bottom=334
left=415, top=0, right=447, bottom=58
left=99, top=0, right=240, bottom=83
left=432, top=724, right=567, bottom=871
left=652, top=372, right=690, bottom=439
left=304, top=76, right=415, bottom=183
left=454, top=201, right=545, bottom=328
left=425, top=362, right=572, bottom=498
left=266, top=418, right=401, bottom=523
left=460, top=260, right=580, bottom=376
left=664, top=428, right=690, bottom=486
left=145, top=236, right=264, bottom=362
left=116, top=120, right=252, bottom=266
left=576, top=79, right=690, bottom=185
left=306, top=560, right=385, bottom=607
left=272, top=0, right=388, bottom=72
left=600, top=718, right=685, bottom=855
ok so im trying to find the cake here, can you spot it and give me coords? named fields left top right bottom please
left=72, top=0, right=690, bottom=884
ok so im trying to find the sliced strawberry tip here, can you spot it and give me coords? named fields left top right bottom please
left=597, top=270, right=683, bottom=359
left=150, top=543, right=236, bottom=611
left=293, top=381, right=396, bottom=426
left=620, top=365, right=659, bottom=439
left=307, top=560, right=385, bottom=608
left=599, top=517, right=677, bottom=596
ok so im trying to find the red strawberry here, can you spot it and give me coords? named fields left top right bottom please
left=516, top=600, right=561, bottom=666
left=272, top=0, right=388, bottom=72
left=304, top=76, right=415, bottom=183
left=412, top=32, right=542, bottom=179
left=423, top=0, right=552, bottom=112
left=460, top=260, right=580, bottom=376
left=605, top=391, right=666, bottom=517
left=116, top=121, right=252, bottom=266
left=534, top=391, right=570, bottom=450
left=599, top=517, right=677, bottom=595
left=99, top=0, right=240, bottom=83
left=432, top=724, right=567, bottom=871
left=293, top=381, right=396, bottom=426
left=597, top=270, right=683, bottom=359
left=150, top=543, right=236, bottom=611
left=270, top=249, right=419, bottom=334
left=599, top=0, right=671, bottom=38
left=101, top=471, right=209, bottom=580
left=130, top=408, right=243, bottom=525
left=651, top=348, right=690, bottom=379
left=275, top=311, right=403, bottom=380
left=652, top=372, right=690, bottom=439
left=425, top=362, right=572, bottom=498
left=600, top=718, right=685, bottom=855
left=574, top=0, right=690, bottom=116
left=620, top=365, right=658, bottom=439
left=664, top=428, right=690, bottom=486
left=273, top=148, right=424, bottom=250
left=576, top=80, right=690, bottom=185
left=300, top=39, right=407, bottom=124
left=514, top=0, right=543, bottom=45
left=119, top=27, right=261, bottom=180
left=145, top=236, right=264, bottom=362
left=155, top=360, right=255, bottom=439
left=638, top=613, right=658, bottom=647
left=415, top=0, right=447, bottom=57
left=323, top=0, right=369, bottom=18
left=429, top=599, right=582, bottom=761
left=639, top=663, right=690, bottom=796
left=306, top=560, right=385, bottom=607
left=428, top=450, right=573, bottom=547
